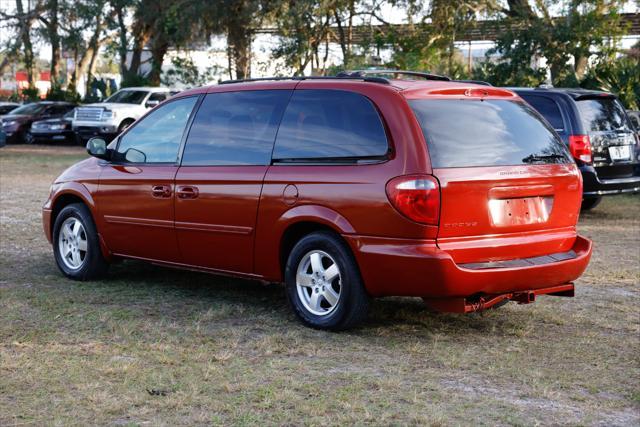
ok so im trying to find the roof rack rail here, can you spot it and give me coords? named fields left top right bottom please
left=219, top=75, right=390, bottom=85
left=338, top=69, right=451, bottom=82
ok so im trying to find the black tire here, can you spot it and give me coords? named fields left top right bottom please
left=52, top=203, right=109, bottom=280
left=285, top=231, right=369, bottom=331
left=118, top=119, right=134, bottom=133
left=24, top=132, right=35, bottom=145
left=581, top=197, right=602, bottom=211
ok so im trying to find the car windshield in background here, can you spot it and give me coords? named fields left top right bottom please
left=106, top=90, right=148, bottom=104
left=576, top=97, right=631, bottom=132
left=10, top=103, right=47, bottom=115
left=409, top=99, right=571, bottom=168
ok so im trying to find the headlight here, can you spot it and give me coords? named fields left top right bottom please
left=101, top=110, right=115, bottom=120
left=49, top=124, right=64, bottom=130
left=2, top=120, right=17, bottom=127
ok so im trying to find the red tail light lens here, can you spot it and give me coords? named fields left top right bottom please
left=386, top=175, right=440, bottom=225
left=569, top=135, right=593, bottom=164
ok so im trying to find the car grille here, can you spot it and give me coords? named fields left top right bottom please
left=31, top=122, right=49, bottom=130
left=75, top=107, right=103, bottom=121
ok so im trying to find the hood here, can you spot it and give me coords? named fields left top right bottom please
left=2, top=114, right=30, bottom=122
left=81, top=102, right=141, bottom=109
left=33, top=117, right=71, bottom=125
left=54, top=157, right=99, bottom=183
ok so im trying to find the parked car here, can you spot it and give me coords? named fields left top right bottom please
left=0, top=101, right=77, bottom=144
left=0, top=129, right=6, bottom=148
left=627, top=110, right=640, bottom=136
left=43, top=72, right=592, bottom=330
left=512, top=87, right=640, bottom=210
left=72, top=86, right=176, bottom=142
left=0, top=102, right=20, bottom=117
left=26, top=109, right=76, bottom=144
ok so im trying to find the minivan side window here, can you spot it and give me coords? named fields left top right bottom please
left=521, top=95, right=565, bottom=131
left=115, top=96, right=198, bottom=164
left=181, top=90, right=291, bottom=166
left=272, top=90, right=389, bottom=161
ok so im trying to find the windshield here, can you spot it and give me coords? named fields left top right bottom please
left=409, top=99, right=571, bottom=168
left=106, top=90, right=148, bottom=104
left=576, top=97, right=631, bottom=132
left=10, top=103, right=47, bottom=115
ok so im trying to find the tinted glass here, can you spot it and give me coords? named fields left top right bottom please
left=0, top=105, right=18, bottom=114
left=409, top=99, right=571, bottom=168
left=148, top=92, right=168, bottom=102
left=520, top=95, right=564, bottom=130
left=107, top=90, right=148, bottom=104
left=10, top=103, right=47, bottom=115
left=182, top=90, right=291, bottom=166
left=273, top=90, right=388, bottom=161
left=116, top=96, right=197, bottom=163
left=576, top=98, right=631, bottom=132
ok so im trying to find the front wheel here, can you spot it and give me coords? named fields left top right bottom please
left=53, top=203, right=109, bottom=280
left=285, top=231, right=369, bottom=331
left=581, top=197, right=602, bottom=211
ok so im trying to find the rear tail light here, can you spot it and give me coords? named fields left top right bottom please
left=569, top=135, right=593, bottom=164
left=386, top=175, right=440, bottom=225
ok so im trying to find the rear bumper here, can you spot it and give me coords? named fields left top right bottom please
left=580, top=165, right=640, bottom=197
left=346, top=234, right=592, bottom=298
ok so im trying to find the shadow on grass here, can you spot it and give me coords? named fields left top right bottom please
left=12, top=252, right=541, bottom=338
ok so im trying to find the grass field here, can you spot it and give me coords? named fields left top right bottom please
left=1, top=145, right=639, bottom=426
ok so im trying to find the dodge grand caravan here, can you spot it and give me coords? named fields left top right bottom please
left=43, top=71, right=592, bottom=330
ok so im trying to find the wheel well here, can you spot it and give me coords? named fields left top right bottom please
left=279, top=222, right=342, bottom=277
left=51, top=194, right=86, bottom=232
left=119, top=118, right=135, bottom=128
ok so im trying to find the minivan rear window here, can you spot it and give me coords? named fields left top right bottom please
left=409, top=99, right=571, bottom=168
left=576, top=97, right=631, bottom=132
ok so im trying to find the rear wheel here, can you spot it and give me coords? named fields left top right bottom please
left=53, top=203, right=108, bottom=280
left=581, top=197, right=602, bottom=211
left=285, top=231, right=369, bottom=330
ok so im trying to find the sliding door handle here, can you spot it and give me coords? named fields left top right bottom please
left=177, top=185, right=199, bottom=199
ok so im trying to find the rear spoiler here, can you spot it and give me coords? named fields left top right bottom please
left=574, top=92, right=615, bottom=101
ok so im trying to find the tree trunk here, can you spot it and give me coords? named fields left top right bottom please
left=228, top=24, right=251, bottom=79
left=48, top=0, right=61, bottom=90
left=114, top=3, right=129, bottom=77
left=75, top=15, right=106, bottom=89
left=148, top=34, right=169, bottom=85
left=333, top=10, right=349, bottom=67
left=16, top=0, right=36, bottom=89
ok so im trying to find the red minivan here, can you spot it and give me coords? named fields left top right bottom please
left=43, top=71, right=592, bottom=330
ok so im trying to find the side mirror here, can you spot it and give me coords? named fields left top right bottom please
left=145, top=100, right=160, bottom=109
left=86, top=137, right=110, bottom=160
left=124, top=147, right=146, bottom=163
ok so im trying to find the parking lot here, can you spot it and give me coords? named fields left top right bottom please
left=0, top=145, right=638, bottom=425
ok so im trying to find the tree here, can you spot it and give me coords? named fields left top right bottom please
left=0, top=0, right=44, bottom=89
left=488, top=0, right=627, bottom=86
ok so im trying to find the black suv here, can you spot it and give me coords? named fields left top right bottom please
left=512, top=87, right=640, bottom=210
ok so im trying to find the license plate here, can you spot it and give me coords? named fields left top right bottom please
left=609, top=145, right=631, bottom=161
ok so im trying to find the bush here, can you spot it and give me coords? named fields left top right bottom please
left=581, top=57, right=640, bottom=110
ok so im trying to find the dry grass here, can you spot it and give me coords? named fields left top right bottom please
left=1, top=145, right=639, bottom=426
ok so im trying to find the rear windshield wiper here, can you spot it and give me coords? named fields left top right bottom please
left=522, top=154, right=566, bottom=164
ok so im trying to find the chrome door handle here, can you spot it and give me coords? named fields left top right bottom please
left=151, top=185, right=171, bottom=198
left=177, top=185, right=199, bottom=199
